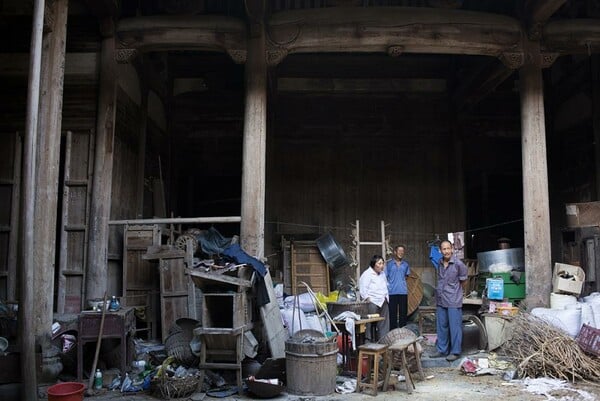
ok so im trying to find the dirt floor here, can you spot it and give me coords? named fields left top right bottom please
left=68, top=366, right=599, bottom=401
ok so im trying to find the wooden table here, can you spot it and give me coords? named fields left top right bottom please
left=332, top=316, right=384, bottom=372
left=77, top=307, right=135, bottom=381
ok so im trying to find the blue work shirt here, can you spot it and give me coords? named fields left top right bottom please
left=435, top=255, right=468, bottom=308
left=385, top=258, right=410, bottom=295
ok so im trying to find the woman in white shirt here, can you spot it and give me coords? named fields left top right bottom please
left=359, top=255, right=390, bottom=341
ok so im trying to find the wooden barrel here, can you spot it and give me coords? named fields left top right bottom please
left=285, top=336, right=338, bottom=396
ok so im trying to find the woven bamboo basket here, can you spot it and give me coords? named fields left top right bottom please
left=153, top=374, right=201, bottom=399
left=164, top=318, right=200, bottom=366
left=164, top=331, right=198, bottom=366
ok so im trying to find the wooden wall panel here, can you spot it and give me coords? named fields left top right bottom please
left=266, top=109, right=465, bottom=272
left=0, top=132, right=20, bottom=301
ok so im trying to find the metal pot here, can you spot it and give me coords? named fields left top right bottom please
left=316, top=233, right=349, bottom=269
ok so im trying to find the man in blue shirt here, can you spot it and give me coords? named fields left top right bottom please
left=385, top=245, right=410, bottom=330
left=431, top=240, right=468, bottom=362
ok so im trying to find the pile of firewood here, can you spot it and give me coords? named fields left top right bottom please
left=503, top=312, right=600, bottom=383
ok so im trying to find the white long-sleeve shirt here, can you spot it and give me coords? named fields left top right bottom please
left=359, top=267, right=389, bottom=307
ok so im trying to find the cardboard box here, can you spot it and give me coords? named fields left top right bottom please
left=552, top=263, right=585, bottom=295
left=565, top=202, right=600, bottom=227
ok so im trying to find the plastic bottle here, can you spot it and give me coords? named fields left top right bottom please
left=109, top=295, right=120, bottom=311
left=94, top=368, right=103, bottom=390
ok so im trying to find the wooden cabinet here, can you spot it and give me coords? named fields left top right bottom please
left=77, top=307, right=135, bottom=380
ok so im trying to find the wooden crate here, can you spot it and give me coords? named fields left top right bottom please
left=576, top=324, right=600, bottom=356
left=291, top=241, right=330, bottom=295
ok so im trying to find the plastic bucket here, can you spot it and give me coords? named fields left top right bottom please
left=47, top=382, right=85, bottom=401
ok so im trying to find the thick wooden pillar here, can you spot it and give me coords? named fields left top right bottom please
left=86, top=23, right=117, bottom=301
left=21, top=0, right=45, bottom=396
left=519, top=40, right=552, bottom=309
left=137, top=84, right=149, bottom=216
left=34, top=0, right=68, bottom=340
left=241, top=14, right=267, bottom=258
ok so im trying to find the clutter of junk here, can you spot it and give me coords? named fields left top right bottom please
left=1, top=222, right=600, bottom=399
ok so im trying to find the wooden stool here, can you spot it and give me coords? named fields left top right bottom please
left=383, top=338, right=425, bottom=394
left=356, top=343, right=389, bottom=396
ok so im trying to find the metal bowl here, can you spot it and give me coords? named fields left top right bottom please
left=246, top=379, right=285, bottom=398
left=316, top=233, right=349, bottom=269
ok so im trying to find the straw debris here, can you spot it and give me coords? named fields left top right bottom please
left=502, top=312, right=600, bottom=383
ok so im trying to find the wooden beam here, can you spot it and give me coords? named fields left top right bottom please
left=116, top=8, right=523, bottom=60
left=0, top=53, right=98, bottom=77
left=116, top=15, right=247, bottom=54
left=544, top=19, right=600, bottom=54
left=452, top=59, right=515, bottom=111
left=525, top=0, right=568, bottom=26
left=277, top=78, right=447, bottom=93
left=269, top=8, right=523, bottom=57
left=114, top=9, right=600, bottom=61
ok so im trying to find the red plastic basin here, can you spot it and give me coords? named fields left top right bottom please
left=47, top=382, right=85, bottom=401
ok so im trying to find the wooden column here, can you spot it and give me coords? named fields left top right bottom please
left=519, top=40, right=552, bottom=309
left=137, top=83, right=149, bottom=217
left=241, top=11, right=267, bottom=258
left=592, top=55, right=600, bottom=199
left=21, top=0, right=45, bottom=396
left=86, top=22, right=117, bottom=301
left=34, top=0, right=69, bottom=340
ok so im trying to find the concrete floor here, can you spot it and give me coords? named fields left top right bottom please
left=67, top=365, right=599, bottom=401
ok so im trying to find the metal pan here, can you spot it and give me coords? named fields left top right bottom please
left=316, top=233, right=349, bottom=269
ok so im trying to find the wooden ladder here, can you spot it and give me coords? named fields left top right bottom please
left=353, top=220, right=389, bottom=283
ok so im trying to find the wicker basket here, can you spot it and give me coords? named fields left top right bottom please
left=154, top=374, right=201, bottom=399
left=326, top=301, right=369, bottom=319
left=164, top=318, right=200, bottom=366
left=164, top=331, right=198, bottom=366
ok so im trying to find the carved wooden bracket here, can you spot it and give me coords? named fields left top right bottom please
left=499, top=52, right=524, bottom=69
left=267, top=48, right=288, bottom=66
left=227, top=49, right=247, bottom=64
left=115, top=48, right=138, bottom=64
left=387, top=46, right=405, bottom=57
left=540, top=52, right=559, bottom=68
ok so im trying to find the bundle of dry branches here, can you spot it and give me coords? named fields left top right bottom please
left=502, top=312, right=600, bottom=383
